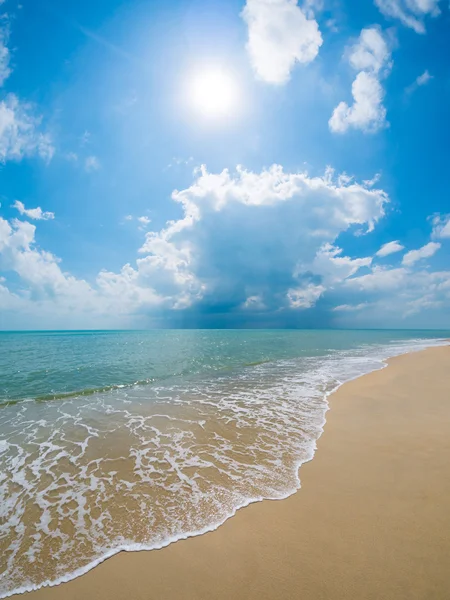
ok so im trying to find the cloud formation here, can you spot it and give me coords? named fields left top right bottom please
left=0, top=17, right=54, bottom=165
left=13, top=200, right=55, bottom=221
left=0, top=164, right=388, bottom=327
left=1, top=165, right=449, bottom=329
left=342, top=265, right=450, bottom=321
left=376, top=240, right=404, bottom=257
left=430, top=214, right=450, bottom=239
left=329, top=27, right=391, bottom=134
left=241, top=0, right=322, bottom=84
left=85, top=155, right=101, bottom=172
left=374, top=0, right=442, bottom=33
left=405, top=69, right=433, bottom=94
left=0, top=18, right=11, bottom=87
left=402, top=241, right=441, bottom=266
left=0, top=95, right=54, bottom=163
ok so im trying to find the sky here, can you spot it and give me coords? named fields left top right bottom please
left=0, top=0, right=449, bottom=330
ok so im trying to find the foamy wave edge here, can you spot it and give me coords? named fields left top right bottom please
left=2, top=339, right=448, bottom=599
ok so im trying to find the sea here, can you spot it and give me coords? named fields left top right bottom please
left=0, top=329, right=448, bottom=597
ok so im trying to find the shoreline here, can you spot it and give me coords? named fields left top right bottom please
left=11, top=344, right=450, bottom=599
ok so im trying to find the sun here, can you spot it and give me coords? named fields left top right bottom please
left=189, top=68, right=239, bottom=118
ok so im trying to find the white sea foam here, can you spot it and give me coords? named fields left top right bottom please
left=0, top=338, right=447, bottom=598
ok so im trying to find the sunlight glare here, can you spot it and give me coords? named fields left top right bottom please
left=189, top=68, right=239, bottom=119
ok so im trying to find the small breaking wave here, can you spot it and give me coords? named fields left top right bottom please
left=0, top=337, right=447, bottom=598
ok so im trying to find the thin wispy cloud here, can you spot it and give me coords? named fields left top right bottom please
left=376, top=240, right=404, bottom=257
left=402, top=242, right=441, bottom=266
left=374, top=0, right=442, bottom=33
left=12, top=200, right=55, bottom=221
left=405, top=69, right=433, bottom=94
left=85, top=155, right=101, bottom=172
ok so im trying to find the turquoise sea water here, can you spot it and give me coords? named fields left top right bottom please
left=0, top=329, right=448, bottom=597
left=2, top=329, right=449, bottom=403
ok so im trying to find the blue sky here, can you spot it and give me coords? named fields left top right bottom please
left=0, top=0, right=449, bottom=329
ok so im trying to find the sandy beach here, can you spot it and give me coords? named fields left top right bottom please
left=24, top=345, right=450, bottom=600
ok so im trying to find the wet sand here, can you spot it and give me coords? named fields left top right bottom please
left=25, top=345, right=450, bottom=600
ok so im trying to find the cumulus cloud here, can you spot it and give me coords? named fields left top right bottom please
left=329, top=27, right=391, bottom=134
left=329, top=72, right=387, bottom=134
left=241, top=0, right=322, bottom=84
left=13, top=200, right=55, bottom=221
left=374, top=0, right=442, bottom=33
left=347, top=27, right=392, bottom=74
left=137, top=164, right=388, bottom=314
left=0, top=217, right=164, bottom=328
left=375, top=240, right=404, bottom=257
left=0, top=165, right=388, bottom=327
left=402, top=241, right=441, bottom=266
left=0, top=94, right=54, bottom=163
left=430, top=214, right=450, bottom=239
left=2, top=166, right=449, bottom=328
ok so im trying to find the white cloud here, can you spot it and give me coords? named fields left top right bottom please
left=241, top=0, right=322, bottom=84
left=307, top=243, right=372, bottom=284
left=416, top=69, right=433, bottom=85
left=403, top=294, right=443, bottom=316
left=0, top=20, right=11, bottom=87
left=137, top=164, right=387, bottom=314
left=0, top=17, right=54, bottom=164
left=333, top=302, right=372, bottom=312
left=406, top=69, right=433, bottom=94
left=329, top=27, right=391, bottom=134
left=363, top=173, right=381, bottom=188
left=85, top=155, right=100, bottom=172
left=329, top=72, right=387, bottom=133
left=13, top=200, right=55, bottom=221
left=2, top=166, right=449, bottom=329
left=0, top=217, right=164, bottom=327
left=374, top=0, right=442, bottom=33
left=0, top=94, right=54, bottom=163
left=402, top=241, right=441, bottom=266
left=137, top=216, right=151, bottom=227
left=0, top=165, right=390, bottom=327
left=242, top=294, right=266, bottom=310
left=345, top=265, right=408, bottom=292
left=287, top=283, right=325, bottom=308
left=430, top=214, right=450, bottom=239
left=341, top=264, right=450, bottom=324
left=347, top=27, right=391, bottom=74
left=375, top=240, right=404, bottom=257
left=123, top=215, right=151, bottom=229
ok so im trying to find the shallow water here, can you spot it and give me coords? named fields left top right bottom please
left=0, top=330, right=448, bottom=597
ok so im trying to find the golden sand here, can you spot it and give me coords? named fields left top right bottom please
left=25, top=346, right=450, bottom=600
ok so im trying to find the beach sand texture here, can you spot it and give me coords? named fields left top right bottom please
left=25, top=345, right=450, bottom=600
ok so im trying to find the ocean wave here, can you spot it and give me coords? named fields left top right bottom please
left=0, top=338, right=447, bottom=598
